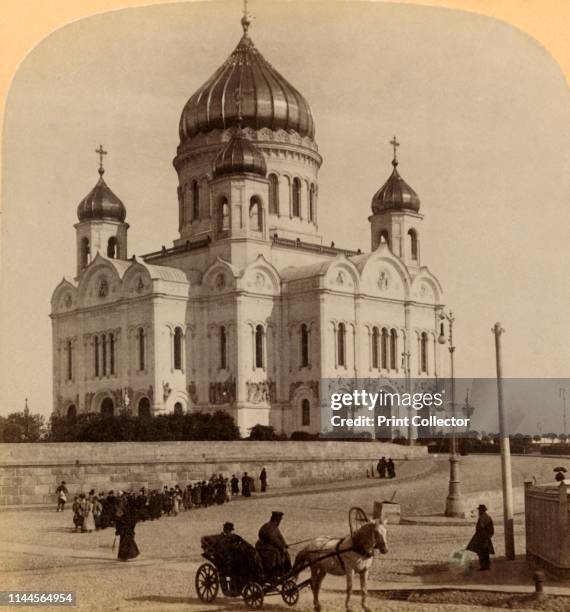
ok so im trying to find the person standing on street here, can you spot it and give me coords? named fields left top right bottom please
left=467, top=504, right=495, bottom=570
left=55, top=481, right=68, bottom=512
left=259, top=468, right=268, bottom=492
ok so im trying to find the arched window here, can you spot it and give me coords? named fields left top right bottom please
left=101, top=397, right=114, bottom=418
left=250, top=197, right=263, bottom=232
left=174, top=402, right=183, bottom=416
left=420, top=332, right=428, bottom=373
left=309, top=184, right=315, bottom=222
left=66, top=340, right=73, bottom=381
left=381, top=328, right=389, bottom=369
left=300, top=324, right=309, bottom=367
left=292, top=177, right=301, bottom=217
left=390, top=329, right=397, bottom=370
left=268, top=173, right=279, bottom=215
left=220, top=326, right=227, bottom=370
left=337, top=322, right=346, bottom=367
left=380, top=230, right=390, bottom=247
left=408, top=229, right=418, bottom=260
left=255, top=325, right=264, bottom=369
left=101, top=334, right=107, bottom=376
left=109, top=333, right=115, bottom=375
left=302, top=399, right=311, bottom=426
left=371, top=327, right=380, bottom=369
left=218, top=197, right=229, bottom=233
left=173, top=326, right=183, bottom=370
left=94, top=336, right=99, bottom=377
left=80, top=237, right=90, bottom=269
left=107, top=236, right=118, bottom=258
left=138, top=397, right=150, bottom=418
left=67, top=404, right=76, bottom=420
left=192, top=180, right=200, bottom=220
left=138, top=327, right=145, bottom=371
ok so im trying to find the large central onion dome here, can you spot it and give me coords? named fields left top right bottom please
left=179, top=19, right=315, bottom=143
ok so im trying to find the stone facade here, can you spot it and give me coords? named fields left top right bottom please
left=50, top=20, right=446, bottom=436
left=0, top=441, right=427, bottom=506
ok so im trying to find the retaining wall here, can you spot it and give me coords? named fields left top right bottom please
left=0, top=441, right=427, bottom=506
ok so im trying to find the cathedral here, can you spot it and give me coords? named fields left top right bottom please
left=50, top=12, right=445, bottom=436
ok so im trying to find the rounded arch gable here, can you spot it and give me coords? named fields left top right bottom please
left=411, top=272, right=443, bottom=304
left=359, top=255, right=411, bottom=299
left=324, top=259, right=360, bottom=292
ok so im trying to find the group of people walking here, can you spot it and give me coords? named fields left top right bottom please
left=376, top=456, right=396, bottom=479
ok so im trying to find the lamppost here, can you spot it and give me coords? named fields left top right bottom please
left=401, top=350, right=412, bottom=444
left=560, top=388, right=567, bottom=438
left=438, top=310, right=464, bottom=517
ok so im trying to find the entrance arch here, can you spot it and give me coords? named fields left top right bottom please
left=138, top=397, right=150, bottom=418
left=173, top=402, right=183, bottom=416
left=100, top=397, right=114, bottom=417
left=67, top=404, right=77, bottom=419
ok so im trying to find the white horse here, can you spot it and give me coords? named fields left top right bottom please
left=293, top=519, right=388, bottom=612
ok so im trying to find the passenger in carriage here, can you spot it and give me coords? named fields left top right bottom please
left=255, top=511, right=291, bottom=577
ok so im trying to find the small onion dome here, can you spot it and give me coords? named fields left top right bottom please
left=371, top=159, right=420, bottom=214
left=77, top=172, right=126, bottom=222
left=212, top=129, right=267, bottom=178
left=179, top=31, right=315, bottom=143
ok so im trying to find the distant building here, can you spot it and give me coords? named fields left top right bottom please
left=51, top=13, right=445, bottom=435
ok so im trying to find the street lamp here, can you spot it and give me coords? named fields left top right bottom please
left=438, top=310, right=464, bottom=517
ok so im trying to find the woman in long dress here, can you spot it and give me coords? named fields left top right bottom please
left=82, top=495, right=96, bottom=533
left=115, top=496, right=140, bottom=562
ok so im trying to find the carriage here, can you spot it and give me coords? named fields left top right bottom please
left=194, top=508, right=371, bottom=610
left=195, top=533, right=301, bottom=609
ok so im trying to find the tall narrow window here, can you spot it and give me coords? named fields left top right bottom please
left=408, top=229, right=418, bottom=260
left=255, top=325, right=264, bottom=368
left=173, top=326, right=183, bottom=370
left=292, top=177, right=301, bottom=217
left=372, top=327, right=380, bottom=369
left=192, top=180, right=200, bottom=220
left=81, top=237, right=90, bottom=269
left=390, top=329, right=397, bottom=370
left=337, top=322, right=346, bottom=367
left=94, top=336, right=99, bottom=377
left=109, top=333, right=115, bottom=375
left=219, top=198, right=230, bottom=232
left=101, top=334, right=107, bottom=376
left=268, top=173, right=279, bottom=215
left=66, top=340, right=73, bottom=381
left=381, top=328, right=389, bottom=369
left=220, top=326, right=227, bottom=370
left=309, top=184, right=315, bottom=222
left=380, top=230, right=390, bottom=247
left=301, top=324, right=309, bottom=367
left=302, top=399, right=311, bottom=426
left=250, top=197, right=262, bottom=232
left=107, top=236, right=118, bottom=258
left=138, top=327, right=145, bottom=371
left=420, top=332, right=428, bottom=373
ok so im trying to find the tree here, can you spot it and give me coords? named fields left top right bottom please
left=1, top=407, right=45, bottom=442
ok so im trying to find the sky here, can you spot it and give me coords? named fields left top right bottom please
left=1, top=0, right=569, bottom=420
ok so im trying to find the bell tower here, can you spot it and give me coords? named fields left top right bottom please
left=75, top=146, right=129, bottom=276
left=369, top=137, right=423, bottom=268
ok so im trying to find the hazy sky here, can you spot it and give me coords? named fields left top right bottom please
left=1, top=0, right=569, bottom=418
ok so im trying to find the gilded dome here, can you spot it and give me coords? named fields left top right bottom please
left=372, top=159, right=420, bottom=214
left=179, top=29, right=315, bottom=143
left=212, top=128, right=267, bottom=178
left=77, top=171, right=126, bottom=222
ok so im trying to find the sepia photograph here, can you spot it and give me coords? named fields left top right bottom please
left=0, top=0, right=569, bottom=610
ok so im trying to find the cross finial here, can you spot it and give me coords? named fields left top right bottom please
left=390, top=136, right=400, bottom=167
left=95, top=144, right=107, bottom=176
left=241, top=0, right=252, bottom=35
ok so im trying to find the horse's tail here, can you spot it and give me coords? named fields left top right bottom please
left=292, top=548, right=312, bottom=576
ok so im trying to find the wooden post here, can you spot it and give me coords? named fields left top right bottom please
left=493, top=322, right=515, bottom=560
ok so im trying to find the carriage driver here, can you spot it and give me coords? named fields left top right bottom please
left=255, top=511, right=291, bottom=576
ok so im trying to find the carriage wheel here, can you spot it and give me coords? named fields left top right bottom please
left=195, top=562, right=219, bottom=603
left=281, top=579, right=299, bottom=606
left=242, top=582, right=264, bottom=610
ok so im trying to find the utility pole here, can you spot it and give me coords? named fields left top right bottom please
left=492, top=322, right=515, bottom=560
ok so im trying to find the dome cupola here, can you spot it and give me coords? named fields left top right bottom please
left=77, top=148, right=126, bottom=222
left=179, top=15, right=315, bottom=144
left=371, top=137, right=420, bottom=214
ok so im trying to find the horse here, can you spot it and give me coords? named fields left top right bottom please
left=292, top=519, right=388, bottom=612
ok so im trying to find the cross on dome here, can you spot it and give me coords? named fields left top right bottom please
left=390, top=136, right=400, bottom=167
left=241, top=0, right=253, bottom=35
left=95, top=144, right=107, bottom=176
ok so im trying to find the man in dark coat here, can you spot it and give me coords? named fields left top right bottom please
left=387, top=458, right=396, bottom=479
left=377, top=457, right=387, bottom=478
left=241, top=472, right=251, bottom=497
left=115, top=496, right=140, bottom=562
left=467, top=504, right=495, bottom=570
left=230, top=474, right=239, bottom=496
left=255, top=511, right=291, bottom=576
left=259, top=468, right=268, bottom=492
